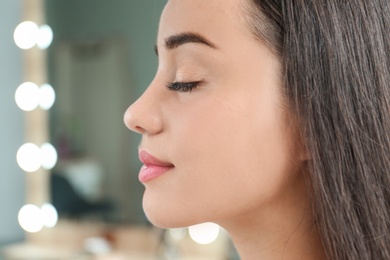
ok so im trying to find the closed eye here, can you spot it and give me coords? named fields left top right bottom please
left=166, top=81, right=201, bottom=92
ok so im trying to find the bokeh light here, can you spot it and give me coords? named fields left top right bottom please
left=37, top=24, right=53, bottom=49
left=16, top=143, right=42, bottom=172
left=39, top=84, right=55, bottom=110
left=41, top=203, right=58, bottom=228
left=188, top=222, right=220, bottom=245
left=14, top=21, right=39, bottom=49
left=40, top=143, right=58, bottom=170
left=15, top=82, right=40, bottom=111
left=18, top=204, right=44, bottom=233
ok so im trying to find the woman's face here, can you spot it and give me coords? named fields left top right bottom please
left=124, top=0, right=306, bottom=228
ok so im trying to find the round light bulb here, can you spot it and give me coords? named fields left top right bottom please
left=17, top=143, right=42, bottom=172
left=14, top=21, right=39, bottom=49
left=15, top=82, right=40, bottom=111
left=41, top=203, right=58, bottom=228
left=40, top=143, right=58, bottom=170
left=188, top=222, right=220, bottom=245
left=37, top=24, right=53, bottom=49
left=39, top=84, right=56, bottom=110
left=18, top=204, right=44, bottom=233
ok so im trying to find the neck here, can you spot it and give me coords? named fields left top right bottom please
left=226, top=215, right=324, bottom=260
left=219, top=180, right=326, bottom=260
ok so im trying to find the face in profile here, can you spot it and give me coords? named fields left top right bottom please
left=124, top=0, right=307, bottom=229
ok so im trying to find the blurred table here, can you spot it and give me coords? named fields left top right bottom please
left=2, top=219, right=230, bottom=260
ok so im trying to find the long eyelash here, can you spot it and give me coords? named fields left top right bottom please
left=166, top=81, right=200, bottom=92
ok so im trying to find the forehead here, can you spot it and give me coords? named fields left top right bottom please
left=158, top=0, right=251, bottom=46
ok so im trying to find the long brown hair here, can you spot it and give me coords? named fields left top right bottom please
left=244, top=0, right=390, bottom=259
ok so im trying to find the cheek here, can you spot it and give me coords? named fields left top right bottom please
left=147, top=92, right=299, bottom=225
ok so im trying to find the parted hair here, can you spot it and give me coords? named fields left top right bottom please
left=245, top=0, right=390, bottom=259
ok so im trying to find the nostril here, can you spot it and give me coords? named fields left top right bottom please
left=134, top=125, right=146, bottom=134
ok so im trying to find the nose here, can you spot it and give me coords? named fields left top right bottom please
left=124, top=84, right=163, bottom=135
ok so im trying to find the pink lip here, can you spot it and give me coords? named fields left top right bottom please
left=138, top=150, right=174, bottom=183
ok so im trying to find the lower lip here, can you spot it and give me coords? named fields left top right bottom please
left=139, top=164, right=173, bottom=183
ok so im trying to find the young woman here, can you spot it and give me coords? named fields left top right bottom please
left=124, top=0, right=390, bottom=259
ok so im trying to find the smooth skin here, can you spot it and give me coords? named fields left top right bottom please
left=124, top=0, right=325, bottom=259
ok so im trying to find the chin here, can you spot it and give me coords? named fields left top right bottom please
left=144, top=208, right=191, bottom=229
left=143, top=199, right=206, bottom=229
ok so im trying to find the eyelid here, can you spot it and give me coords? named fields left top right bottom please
left=166, top=81, right=201, bottom=92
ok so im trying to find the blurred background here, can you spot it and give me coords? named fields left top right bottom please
left=0, top=0, right=238, bottom=259
left=45, top=0, right=164, bottom=226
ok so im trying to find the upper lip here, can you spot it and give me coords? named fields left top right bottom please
left=139, top=149, right=174, bottom=167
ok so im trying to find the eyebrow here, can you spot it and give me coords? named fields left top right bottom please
left=154, top=32, right=218, bottom=55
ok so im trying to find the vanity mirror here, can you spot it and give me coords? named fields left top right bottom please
left=45, top=0, right=165, bottom=224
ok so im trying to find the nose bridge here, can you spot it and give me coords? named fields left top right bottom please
left=124, top=82, right=164, bottom=135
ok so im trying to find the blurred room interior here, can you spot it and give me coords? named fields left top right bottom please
left=0, top=0, right=238, bottom=259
